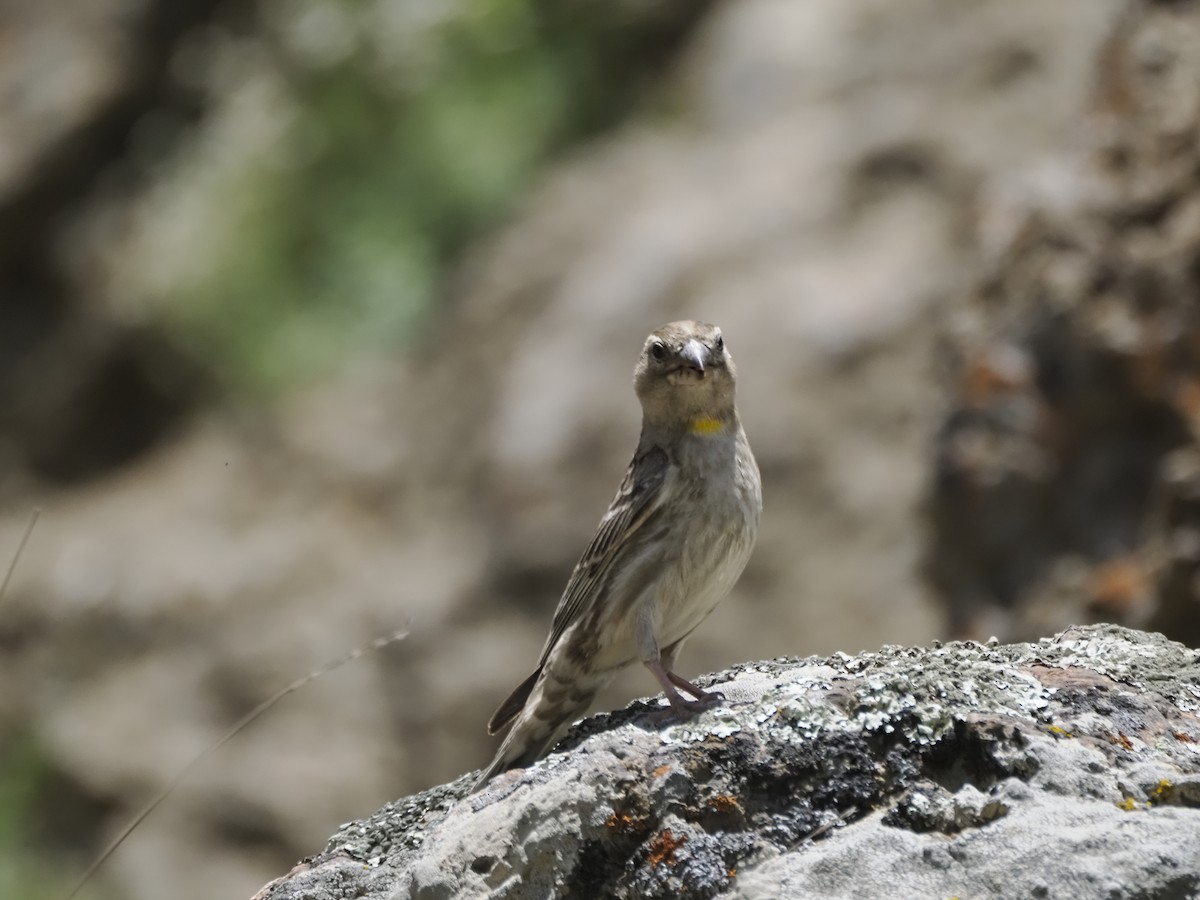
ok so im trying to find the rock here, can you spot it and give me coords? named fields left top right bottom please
left=255, top=624, right=1200, bottom=900
left=926, top=0, right=1200, bottom=643
left=0, top=0, right=220, bottom=485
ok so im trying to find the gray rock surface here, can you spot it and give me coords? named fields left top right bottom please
left=256, top=624, right=1200, bottom=900
left=927, top=0, right=1200, bottom=645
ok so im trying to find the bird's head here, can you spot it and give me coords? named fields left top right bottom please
left=634, top=321, right=737, bottom=434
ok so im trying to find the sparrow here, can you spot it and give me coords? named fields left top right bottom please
left=474, top=320, right=761, bottom=790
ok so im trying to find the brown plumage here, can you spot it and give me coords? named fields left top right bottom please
left=474, top=321, right=761, bottom=790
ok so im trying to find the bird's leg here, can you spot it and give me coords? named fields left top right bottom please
left=644, top=658, right=723, bottom=716
left=666, top=670, right=725, bottom=705
left=639, top=612, right=723, bottom=718
left=660, top=638, right=724, bottom=706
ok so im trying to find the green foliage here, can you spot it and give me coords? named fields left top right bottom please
left=0, top=732, right=88, bottom=900
left=166, top=0, right=696, bottom=393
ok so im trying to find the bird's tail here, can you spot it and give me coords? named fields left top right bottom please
left=471, top=670, right=609, bottom=792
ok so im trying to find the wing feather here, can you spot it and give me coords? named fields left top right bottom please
left=536, top=446, right=670, bottom=665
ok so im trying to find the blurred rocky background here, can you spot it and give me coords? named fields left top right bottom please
left=1, top=0, right=1197, bottom=898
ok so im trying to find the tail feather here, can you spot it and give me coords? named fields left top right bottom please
left=487, top=667, right=541, bottom=735
left=471, top=721, right=560, bottom=792
left=472, top=683, right=603, bottom=792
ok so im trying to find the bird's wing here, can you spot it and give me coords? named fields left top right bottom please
left=537, top=445, right=670, bottom=666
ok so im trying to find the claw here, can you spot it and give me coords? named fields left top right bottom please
left=644, top=658, right=727, bottom=719
left=673, top=694, right=721, bottom=713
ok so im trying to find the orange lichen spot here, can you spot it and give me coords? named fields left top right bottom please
left=1113, top=731, right=1134, bottom=751
left=1174, top=731, right=1196, bottom=744
left=648, top=829, right=688, bottom=869
left=728, top=868, right=737, bottom=879
left=1047, top=724, right=1073, bottom=738
left=652, top=764, right=672, bottom=779
left=607, top=811, right=637, bottom=834
left=707, top=794, right=740, bottom=815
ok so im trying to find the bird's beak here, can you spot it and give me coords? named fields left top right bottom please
left=680, top=339, right=706, bottom=373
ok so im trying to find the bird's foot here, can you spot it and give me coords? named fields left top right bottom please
left=644, top=657, right=728, bottom=722
left=671, top=691, right=725, bottom=713
left=648, top=692, right=724, bottom=724
left=667, top=672, right=725, bottom=707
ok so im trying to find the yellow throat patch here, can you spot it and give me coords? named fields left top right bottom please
left=689, top=416, right=725, bottom=436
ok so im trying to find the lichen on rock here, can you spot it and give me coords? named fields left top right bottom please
left=255, top=624, right=1200, bottom=900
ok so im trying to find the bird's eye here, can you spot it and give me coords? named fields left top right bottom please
left=650, top=341, right=667, bottom=361
left=714, top=334, right=724, bottom=351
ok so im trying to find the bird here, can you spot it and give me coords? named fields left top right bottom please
left=474, top=320, right=762, bottom=790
